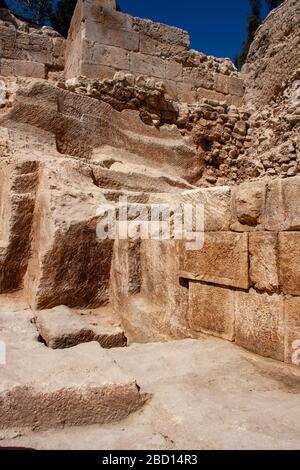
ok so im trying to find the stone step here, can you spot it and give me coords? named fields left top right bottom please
left=0, top=309, right=147, bottom=430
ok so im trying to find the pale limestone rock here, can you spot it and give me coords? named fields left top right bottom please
left=278, top=232, right=300, bottom=295
left=188, top=282, right=236, bottom=341
left=35, top=305, right=127, bottom=349
left=249, top=232, right=279, bottom=293
left=231, top=181, right=266, bottom=230
left=180, top=232, right=249, bottom=289
left=264, top=177, right=300, bottom=231
left=235, top=290, right=284, bottom=361
left=284, top=296, right=300, bottom=366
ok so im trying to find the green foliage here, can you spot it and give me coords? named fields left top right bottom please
left=236, top=0, right=262, bottom=70
left=236, top=0, right=284, bottom=70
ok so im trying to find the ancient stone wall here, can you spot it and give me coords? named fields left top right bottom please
left=169, top=176, right=300, bottom=367
left=0, top=7, right=65, bottom=79
left=65, top=0, right=244, bottom=106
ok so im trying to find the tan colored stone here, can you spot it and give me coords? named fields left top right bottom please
left=231, top=181, right=266, bottom=230
left=130, top=53, right=166, bottom=79
left=279, top=232, right=300, bottom=295
left=249, top=232, right=279, bottom=293
left=235, top=289, right=284, bottom=361
left=180, top=232, right=249, bottom=289
left=181, top=186, right=232, bottom=231
left=166, top=61, right=182, bottom=81
left=84, top=21, right=139, bottom=52
left=264, top=177, right=300, bottom=231
left=0, top=59, right=45, bottom=78
left=35, top=305, right=127, bottom=349
left=284, top=296, right=300, bottom=366
left=83, top=41, right=130, bottom=69
left=188, top=282, right=236, bottom=341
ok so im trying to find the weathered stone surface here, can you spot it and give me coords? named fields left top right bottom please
left=35, top=305, right=127, bottom=349
left=231, top=181, right=266, bottom=230
left=130, top=53, right=166, bottom=79
left=278, top=232, right=300, bottom=295
left=284, top=296, right=300, bottom=366
left=188, top=282, right=236, bottom=341
left=235, top=290, right=284, bottom=361
left=264, top=177, right=300, bottom=231
left=181, top=186, right=232, bottom=231
left=0, top=311, right=146, bottom=430
left=180, top=232, right=249, bottom=289
left=249, top=232, right=279, bottom=293
left=0, top=59, right=45, bottom=78
left=244, top=0, right=300, bottom=108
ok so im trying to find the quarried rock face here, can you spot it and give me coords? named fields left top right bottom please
left=1, top=0, right=300, bottom=435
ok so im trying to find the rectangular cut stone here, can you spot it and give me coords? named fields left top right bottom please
left=188, top=282, right=236, bottom=341
left=181, top=186, right=232, bottom=231
left=214, top=73, right=244, bottom=97
left=264, top=177, right=300, bottom=231
left=0, top=59, right=45, bottom=78
left=235, top=290, right=284, bottom=361
left=284, top=296, right=300, bottom=366
left=83, top=41, right=130, bottom=69
left=132, top=17, right=190, bottom=47
left=279, top=232, right=300, bottom=295
left=80, top=62, right=116, bottom=80
left=249, top=232, right=279, bottom=293
left=130, top=53, right=166, bottom=79
left=139, top=35, right=186, bottom=59
left=84, top=21, right=140, bottom=51
left=180, top=232, right=249, bottom=289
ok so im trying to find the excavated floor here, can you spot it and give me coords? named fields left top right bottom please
left=1, top=294, right=300, bottom=449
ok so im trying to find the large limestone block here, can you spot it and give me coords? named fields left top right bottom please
left=132, top=17, right=190, bottom=48
left=83, top=41, right=130, bottom=69
left=188, top=282, right=236, bottom=341
left=35, top=306, right=126, bottom=349
left=130, top=53, right=166, bottom=79
left=180, top=232, right=249, bottom=289
left=284, top=296, right=300, bottom=366
left=231, top=181, right=266, bottom=231
left=0, top=339, right=147, bottom=430
left=0, top=59, right=45, bottom=78
left=249, top=232, right=279, bottom=293
left=235, top=290, right=284, bottom=361
left=181, top=186, right=232, bottom=231
left=279, top=232, right=300, bottom=295
left=264, top=177, right=300, bottom=231
left=84, top=21, right=139, bottom=51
